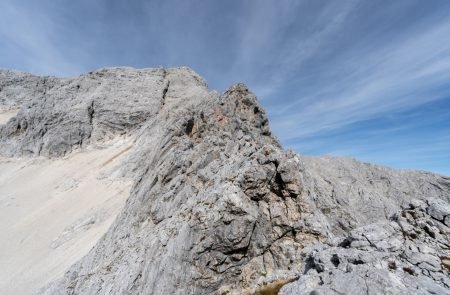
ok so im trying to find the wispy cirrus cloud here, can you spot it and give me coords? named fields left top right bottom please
left=230, top=0, right=359, bottom=98
left=0, top=1, right=85, bottom=75
left=271, top=19, right=450, bottom=138
left=242, top=3, right=450, bottom=138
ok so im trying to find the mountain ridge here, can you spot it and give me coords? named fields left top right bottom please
left=0, top=67, right=449, bottom=294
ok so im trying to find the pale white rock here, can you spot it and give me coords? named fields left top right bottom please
left=0, top=67, right=448, bottom=295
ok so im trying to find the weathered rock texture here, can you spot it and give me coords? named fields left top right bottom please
left=0, top=67, right=449, bottom=295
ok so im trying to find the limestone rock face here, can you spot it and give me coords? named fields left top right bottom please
left=0, top=67, right=207, bottom=157
left=282, top=157, right=450, bottom=294
left=0, top=67, right=448, bottom=294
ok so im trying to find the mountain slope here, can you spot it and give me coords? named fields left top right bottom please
left=0, top=68, right=449, bottom=294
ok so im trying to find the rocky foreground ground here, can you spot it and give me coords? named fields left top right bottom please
left=0, top=67, right=449, bottom=294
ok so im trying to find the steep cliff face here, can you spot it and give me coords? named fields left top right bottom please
left=0, top=67, right=205, bottom=157
left=0, top=68, right=449, bottom=294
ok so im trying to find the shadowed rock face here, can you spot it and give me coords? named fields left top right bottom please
left=1, top=67, right=449, bottom=294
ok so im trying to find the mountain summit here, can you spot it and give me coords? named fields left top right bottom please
left=0, top=68, right=449, bottom=294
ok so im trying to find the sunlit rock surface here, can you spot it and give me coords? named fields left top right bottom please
left=0, top=67, right=448, bottom=295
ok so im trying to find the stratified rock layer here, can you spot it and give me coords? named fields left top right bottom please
left=0, top=67, right=449, bottom=295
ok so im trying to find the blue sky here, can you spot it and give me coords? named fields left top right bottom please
left=1, top=0, right=449, bottom=175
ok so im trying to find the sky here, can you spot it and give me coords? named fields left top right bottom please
left=1, top=0, right=449, bottom=175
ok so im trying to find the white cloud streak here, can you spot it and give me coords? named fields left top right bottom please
left=267, top=11, right=450, bottom=140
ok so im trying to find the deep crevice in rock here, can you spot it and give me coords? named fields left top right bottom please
left=161, top=81, right=170, bottom=108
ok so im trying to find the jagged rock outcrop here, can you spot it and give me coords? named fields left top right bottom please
left=0, top=67, right=449, bottom=294
left=0, top=67, right=203, bottom=157
left=282, top=158, right=450, bottom=294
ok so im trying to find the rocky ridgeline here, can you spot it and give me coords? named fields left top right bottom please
left=0, top=68, right=449, bottom=294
